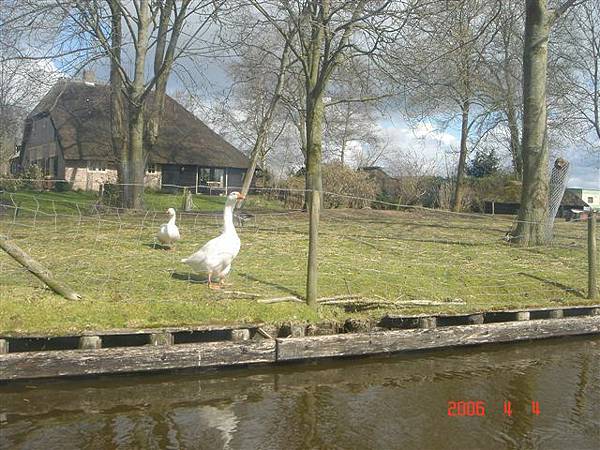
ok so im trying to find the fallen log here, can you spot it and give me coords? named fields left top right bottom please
left=0, top=234, right=81, bottom=300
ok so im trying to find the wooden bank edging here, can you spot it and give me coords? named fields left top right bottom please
left=276, top=316, right=600, bottom=360
left=1, top=314, right=599, bottom=381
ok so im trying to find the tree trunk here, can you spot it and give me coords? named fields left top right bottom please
left=305, top=91, right=324, bottom=308
left=128, top=104, right=146, bottom=210
left=146, top=0, right=184, bottom=152
left=452, top=100, right=470, bottom=212
left=503, top=45, right=523, bottom=180
left=125, top=0, right=150, bottom=210
left=506, top=99, right=523, bottom=179
left=239, top=134, right=266, bottom=200
left=295, top=99, right=309, bottom=211
left=108, top=0, right=128, bottom=204
left=512, top=0, right=551, bottom=246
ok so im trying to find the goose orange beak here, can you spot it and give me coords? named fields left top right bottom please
left=237, top=193, right=246, bottom=200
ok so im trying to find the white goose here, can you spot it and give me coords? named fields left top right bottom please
left=182, top=191, right=245, bottom=289
left=156, top=207, right=181, bottom=249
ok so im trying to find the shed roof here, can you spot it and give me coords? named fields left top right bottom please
left=561, top=190, right=590, bottom=208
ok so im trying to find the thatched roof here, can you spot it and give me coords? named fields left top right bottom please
left=24, top=79, right=249, bottom=169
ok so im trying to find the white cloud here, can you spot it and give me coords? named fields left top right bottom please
left=373, top=117, right=458, bottom=175
left=412, top=122, right=458, bottom=146
left=565, top=149, right=600, bottom=189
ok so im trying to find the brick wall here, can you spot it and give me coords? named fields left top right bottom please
left=65, top=163, right=162, bottom=191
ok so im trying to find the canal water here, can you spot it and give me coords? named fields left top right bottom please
left=1, top=337, right=598, bottom=450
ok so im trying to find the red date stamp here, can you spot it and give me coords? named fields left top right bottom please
left=448, top=400, right=486, bottom=416
left=447, top=400, right=541, bottom=417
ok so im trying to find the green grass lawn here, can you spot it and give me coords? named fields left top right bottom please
left=0, top=188, right=283, bottom=215
left=0, top=190, right=596, bottom=335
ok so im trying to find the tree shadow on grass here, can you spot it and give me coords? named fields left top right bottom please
left=171, top=271, right=207, bottom=284
left=518, top=272, right=585, bottom=298
left=143, top=242, right=174, bottom=251
left=236, top=271, right=304, bottom=299
left=336, top=302, right=387, bottom=313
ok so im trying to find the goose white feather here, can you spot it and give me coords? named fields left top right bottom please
left=182, top=191, right=245, bottom=288
left=157, top=207, right=180, bottom=248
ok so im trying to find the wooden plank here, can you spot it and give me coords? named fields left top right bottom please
left=276, top=317, right=600, bottom=361
left=0, top=340, right=275, bottom=381
left=380, top=306, right=599, bottom=329
left=436, top=314, right=484, bottom=326
left=0, top=323, right=264, bottom=339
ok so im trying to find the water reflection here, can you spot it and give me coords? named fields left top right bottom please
left=1, top=337, right=598, bottom=450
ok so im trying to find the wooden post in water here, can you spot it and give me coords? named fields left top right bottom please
left=588, top=211, right=598, bottom=300
left=0, top=235, right=81, bottom=300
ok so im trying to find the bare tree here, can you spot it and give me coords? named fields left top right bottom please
left=552, top=0, right=600, bottom=152
left=249, top=0, right=409, bottom=307
left=322, top=62, right=385, bottom=166
left=73, top=0, right=222, bottom=208
left=0, top=57, right=55, bottom=174
left=218, top=8, right=295, bottom=200
left=511, top=0, right=579, bottom=246
left=0, top=3, right=62, bottom=174
left=386, top=147, right=439, bottom=205
left=3, top=0, right=222, bottom=208
left=479, top=1, right=525, bottom=178
left=395, top=0, right=501, bottom=212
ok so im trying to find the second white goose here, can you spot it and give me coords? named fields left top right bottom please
left=181, top=191, right=245, bottom=289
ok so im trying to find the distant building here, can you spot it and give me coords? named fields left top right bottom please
left=358, top=166, right=399, bottom=198
left=18, top=76, right=250, bottom=192
left=565, top=188, right=600, bottom=211
left=484, top=190, right=590, bottom=218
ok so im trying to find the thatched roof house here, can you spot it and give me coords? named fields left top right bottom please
left=19, top=77, right=250, bottom=191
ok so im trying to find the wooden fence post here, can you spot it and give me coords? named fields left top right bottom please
left=589, top=211, right=598, bottom=300
left=182, top=187, right=193, bottom=212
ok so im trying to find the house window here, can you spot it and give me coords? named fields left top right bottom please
left=213, top=168, right=224, bottom=183
left=146, top=164, right=158, bottom=174
left=588, top=197, right=595, bottom=204
left=198, top=167, right=223, bottom=185
left=88, top=160, right=107, bottom=172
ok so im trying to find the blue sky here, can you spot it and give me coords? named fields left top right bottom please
left=376, top=116, right=598, bottom=189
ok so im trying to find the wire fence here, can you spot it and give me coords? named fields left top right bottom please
left=0, top=182, right=596, bottom=319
